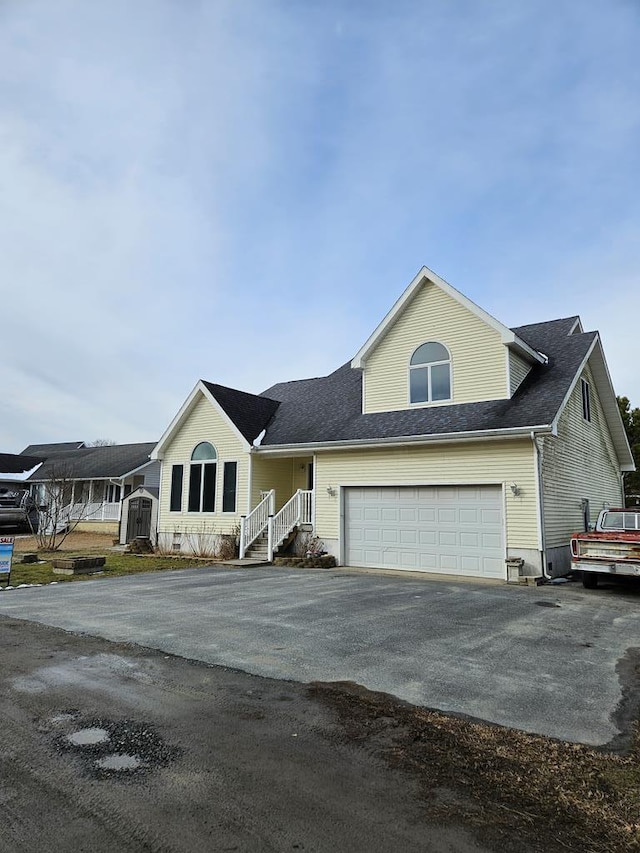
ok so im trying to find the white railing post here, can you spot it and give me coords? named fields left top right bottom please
left=269, top=491, right=275, bottom=515
left=267, top=515, right=274, bottom=561
left=239, top=516, right=246, bottom=559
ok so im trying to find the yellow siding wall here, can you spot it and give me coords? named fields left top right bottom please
left=314, top=439, right=538, bottom=548
left=293, top=458, right=313, bottom=492
left=250, top=456, right=314, bottom=510
left=363, top=281, right=507, bottom=413
left=541, top=363, right=623, bottom=548
left=251, top=456, right=296, bottom=511
left=158, top=393, right=249, bottom=537
left=509, top=351, right=531, bottom=395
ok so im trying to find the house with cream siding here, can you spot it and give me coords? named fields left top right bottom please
left=152, top=266, right=634, bottom=579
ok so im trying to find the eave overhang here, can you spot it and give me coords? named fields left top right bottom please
left=252, top=424, right=554, bottom=457
left=550, top=334, right=634, bottom=472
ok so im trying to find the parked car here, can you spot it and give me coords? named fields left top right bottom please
left=0, top=486, right=39, bottom=532
left=570, top=508, right=640, bottom=588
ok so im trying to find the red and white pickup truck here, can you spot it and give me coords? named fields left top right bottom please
left=571, top=508, right=640, bottom=588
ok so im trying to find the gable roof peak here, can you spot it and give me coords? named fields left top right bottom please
left=351, top=266, right=545, bottom=368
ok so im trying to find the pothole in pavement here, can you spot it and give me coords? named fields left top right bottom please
left=95, top=753, right=144, bottom=771
left=53, top=716, right=181, bottom=779
left=66, top=727, right=110, bottom=746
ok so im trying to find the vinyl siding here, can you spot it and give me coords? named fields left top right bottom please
left=251, top=456, right=297, bottom=511
left=314, top=439, right=538, bottom=549
left=249, top=456, right=313, bottom=511
left=157, top=393, right=249, bottom=536
left=509, top=351, right=531, bottom=395
left=140, top=461, right=161, bottom=490
left=541, top=363, right=623, bottom=548
left=363, top=280, right=507, bottom=413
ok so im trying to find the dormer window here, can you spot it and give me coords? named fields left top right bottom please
left=409, top=342, right=451, bottom=404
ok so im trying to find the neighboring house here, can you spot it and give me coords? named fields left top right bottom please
left=152, top=266, right=634, bottom=579
left=22, top=442, right=160, bottom=537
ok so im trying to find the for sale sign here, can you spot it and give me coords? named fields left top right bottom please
left=0, top=536, right=14, bottom=582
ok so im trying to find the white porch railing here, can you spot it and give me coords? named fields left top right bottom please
left=240, top=489, right=313, bottom=561
left=239, top=490, right=275, bottom=559
left=271, top=490, right=313, bottom=558
left=66, top=502, right=121, bottom=521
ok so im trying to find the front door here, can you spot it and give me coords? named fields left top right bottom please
left=126, top=497, right=152, bottom=542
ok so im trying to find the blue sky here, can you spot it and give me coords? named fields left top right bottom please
left=2, top=0, right=639, bottom=450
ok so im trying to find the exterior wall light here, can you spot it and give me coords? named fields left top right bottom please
left=510, top=483, right=520, bottom=496
left=326, top=485, right=336, bottom=497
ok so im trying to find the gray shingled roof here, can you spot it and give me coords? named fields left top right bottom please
left=201, top=381, right=280, bottom=444
left=21, top=441, right=85, bottom=456
left=256, top=319, right=596, bottom=446
left=0, top=453, right=43, bottom=474
left=26, top=443, right=157, bottom=481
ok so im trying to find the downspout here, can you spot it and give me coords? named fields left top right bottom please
left=533, top=432, right=552, bottom=581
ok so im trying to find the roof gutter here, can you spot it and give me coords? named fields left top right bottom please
left=251, top=424, right=554, bottom=456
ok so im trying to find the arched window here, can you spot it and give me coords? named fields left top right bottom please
left=188, top=442, right=217, bottom=512
left=409, top=342, right=451, bottom=404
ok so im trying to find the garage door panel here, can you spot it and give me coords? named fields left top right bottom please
left=419, top=530, right=437, bottom=545
left=483, top=558, right=504, bottom=575
left=400, top=529, right=418, bottom=544
left=400, top=551, right=418, bottom=568
left=459, top=508, right=479, bottom=524
left=345, top=485, right=504, bottom=579
left=399, top=508, right=418, bottom=522
left=481, top=509, right=501, bottom=523
left=418, top=507, right=436, bottom=523
left=438, top=508, right=456, bottom=523
left=419, top=554, right=438, bottom=570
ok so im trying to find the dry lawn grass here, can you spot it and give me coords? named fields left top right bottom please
left=13, top=531, right=117, bottom=554
left=311, top=681, right=640, bottom=853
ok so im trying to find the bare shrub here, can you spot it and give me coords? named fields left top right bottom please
left=31, top=465, right=103, bottom=551
left=294, top=532, right=326, bottom=558
left=217, top=524, right=240, bottom=561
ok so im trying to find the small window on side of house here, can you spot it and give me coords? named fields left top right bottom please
left=222, top=461, right=238, bottom=513
left=581, top=378, right=591, bottom=422
left=170, top=465, right=183, bottom=512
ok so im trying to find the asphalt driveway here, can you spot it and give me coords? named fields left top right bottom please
left=2, top=565, right=639, bottom=747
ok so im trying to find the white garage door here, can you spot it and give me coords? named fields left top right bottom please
left=344, top=485, right=505, bottom=578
